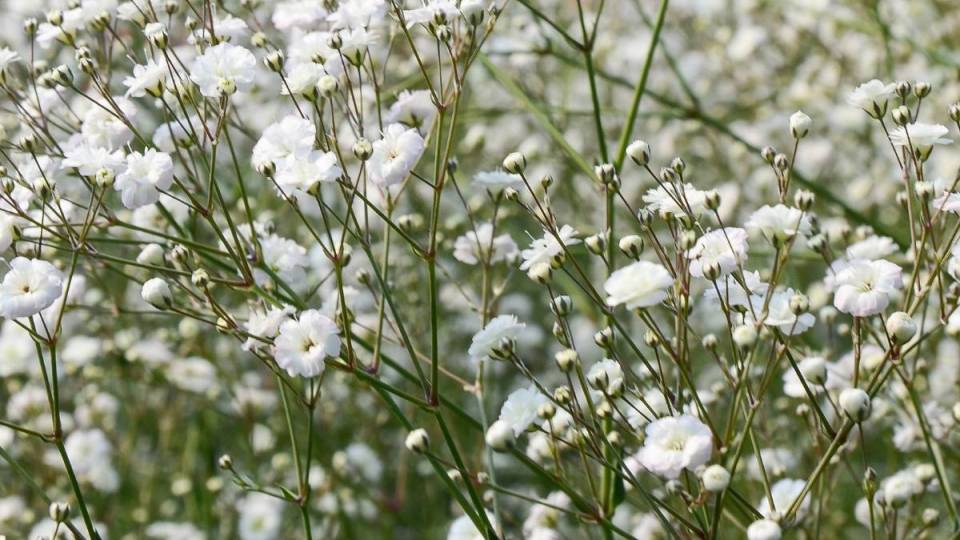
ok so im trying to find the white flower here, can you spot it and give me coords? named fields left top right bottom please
left=369, top=123, right=425, bottom=186
left=747, top=519, right=782, bottom=540
left=244, top=305, right=295, bottom=350
left=141, top=278, right=172, bottom=308
left=789, top=110, right=811, bottom=138
left=405, top=0, right=460, bottom=27
left=604, top=261, right=673, bottom=309
left=453, top=223, right=518, bottom=265
left=115, top=149, right=174, bottom=209
left=468, top=314, right=525, bottom=361
left=498, top=385, right=549, bottom=436
left=386, top=89, right=437, bottom=128
left=587, top=358, right=624, bottom=394
left=889, top=122, right=951, bottom=149
left=845, top=236, right=897, bottom=260
left=760, top=288, right=815, bottom=334
left=701, top=464, right=731, bottom=492
left=237, top=492, right=283, bottom=540
left=252, top=115, right=317, bottom=170
left=473, top=170, right=523, bottom=191
left=62, top=144, right=125, bottom=177
left=933, top=191, right=960, bottom=214
left=62, top=429, right=119, bottom=492
left=757, top=478, right=809, bottom=519
left=123, top=59, right=168, bottom=97
left=274, top=150, right=342, bottom=193
left=520, top=225, right=580, bottom=271
left=643, top=182, right=706, bottom=216
left=782, top=356, right=828, bottom=397
left=745, top=204, right=810, bottom=242
left=881, top=469, right=923, bottom=507
left=166, top=357, right=218, bottom=394
left=0, top=48, right=20, bottom=75
left=832, top=259, right=902, bottom=317
left=274, top=309, right=341, bottom=377
left=189, top=43, right=257, bottom=97
left=281, top=61, right=325, bottom=96
left=447, top=511, right=496, bottom=540
left=0, top=257, right=64, bottom=319
left=848, top=79, right=896, bottom=112
left=635, top=415, right=712, bottom=479
left=688, top=228, right=748, bottom=278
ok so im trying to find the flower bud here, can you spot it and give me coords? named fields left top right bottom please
left=137, top=243, right=165, bottom=266
left=704, top=189, right=721, bottom=211
left=950, top=103, right=960, bottom=123
left=318, top=74, right=339, bottom=97
left=626, top=140, right=650, bottom=166
left=141, top=277, right=173, bottom=309
left=502, top=152, right=526, bottom=174
left=800, top=356, right=827, bottom=385
left=773, top=153, right=789, bottom=172
left=485, top=420, right=514, bottom=451
left=892, top=105, right=911, bottom=126
left=789, top=293, right=809, bottom=315
left=839, top=388, right=871, bottom=421
left=264, top=50, right=284, bottom=72
left=585, top=232, right=606, bottom=255
left=732, top=325, right=757, bottom=350
left=527, top=261, right=552, bottom=283
left=701, top=464, right=730, bottom=492
left=537, top=402, right=556, bottom=420
left=218, top=454, right=233, bottom=469
left=550, top=295, right=572, bottom=317
left=914, top=81, right=931, bottom=98
left=594, top=327, right=614, bottom=349
left=404, top=428, right=430, bottom=453
left=554, top=348, right=579, bottom=372
left=702, top=333, right=718, bottom=350
left=49, top=502, right=70, bottom=522
left=789, top=110, right=811, bottom=139
left=760, top=145, right=776, bottom=164
left=618, top=234, right=644, bottom=259
left=794, top=189, right=815, bottom=211
left=353, top=138, right=373, bottom=161
left=895, top=80, right=911, bottom=98
left=191, top=268, right=210, bottom=288
left=746, top=519, right=782, bottom=540
left=885, top=311, right=916, bottom=344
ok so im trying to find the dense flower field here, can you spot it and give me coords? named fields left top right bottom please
left=0, top=0, right=959, bottom=538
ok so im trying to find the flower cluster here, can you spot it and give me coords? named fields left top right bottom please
left=0, top=0, right=958, bottom=539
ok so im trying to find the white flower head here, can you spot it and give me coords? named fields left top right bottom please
left=0, top=257, right=63, bottom=319
left=190, top=43, right=257, bottom=97
left=604, top=260, right=673, bottom=309
left=688, top=227, right=748, bottom=278
left=498, top=384, right=549, bottom=436
left=745, top=204, right=810, bottom=243
left=369, top=123, right=425, bottom=187
left=520, top=225, right=580, bottom=271
left=274, top=309, right=341, bottom=377
left=833, top=259, right=902, bottom=317
left=468, top=314, right=525, bottom=361
left=453, top=223, right=518, bottom=265
left=848, top=79, right=896, bottom=114
left=757, top=478, right=809, bottom=520
left=635, top=415, right=712, bottom=479
left=115, top=149, right=174, bottom=209
left=889, top=122, right=951, bottom=150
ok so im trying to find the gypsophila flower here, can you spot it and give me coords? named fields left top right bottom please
left=634, top=415, right=712, bottom=479
left=274, top=309, right=341, bottom=377
left=473, top=170, right=523, bottom=191
left=498, top=385, right=549, bottom=436
left=123, top=59, right=168, bottom=98
left=745, top=204, right=810, bottom=242
left=832, top=259, right=902, bottom=317
left=453, top=223, right=518, bottom=265
left=0, top=257, right=63, bottom=319
left=369, top=123, right=425, bottom=187
left=848, top=79, right=896, bottom=112
left=757, top=478, right=809, bottom=519
left=889, top=122, right=951, bottom=150
left=468, top=314, right=525, bottom=361
left=688, top=228, right=748, bottom=278
left=604, top=260, right=673, bottom=309
left=115, top=149, right=174, bottom=208
left=189, top=43, right=257, bottom=97
left=520, top=225, right=580, bottom=271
